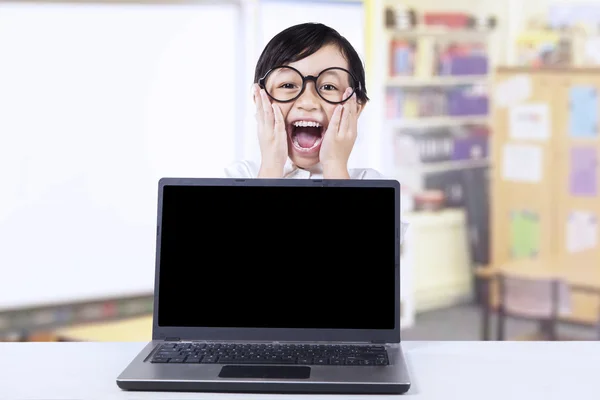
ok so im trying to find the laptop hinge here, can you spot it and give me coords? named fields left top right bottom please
left=164, top=337, right=180, bottom=341
left=371, top=340, right=386, bottom=344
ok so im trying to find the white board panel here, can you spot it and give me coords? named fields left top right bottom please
left=0, top=2, right=238, bottom=309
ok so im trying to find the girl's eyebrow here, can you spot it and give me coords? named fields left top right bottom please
left=299, top=67, right=348, bottom=76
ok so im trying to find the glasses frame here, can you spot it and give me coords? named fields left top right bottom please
left=258, top=65, right=361, bottom=104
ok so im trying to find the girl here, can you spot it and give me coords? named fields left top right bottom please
left=225, top=22, right=384, bottom=180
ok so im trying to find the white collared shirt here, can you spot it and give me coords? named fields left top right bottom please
left=224, top=158, right=385, bottom=180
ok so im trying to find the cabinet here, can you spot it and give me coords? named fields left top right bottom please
left=404, top=209, right=472, bottom=313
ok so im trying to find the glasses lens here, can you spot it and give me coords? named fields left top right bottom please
left=264, top=67, right=357, bottom=103
left=317, top=68, right=356, bottom=103
left=264, top=67, right=303, bottom=102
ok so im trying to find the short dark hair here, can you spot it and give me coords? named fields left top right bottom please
left=254, top=23, right=369, bottom=104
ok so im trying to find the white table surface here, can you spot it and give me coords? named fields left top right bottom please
left=1, top=341, right=598, bottom=399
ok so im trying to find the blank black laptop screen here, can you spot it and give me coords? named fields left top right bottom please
left=157, top=184, right=396, bottom=330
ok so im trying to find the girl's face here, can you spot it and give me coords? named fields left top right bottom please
left=272, top=44, right=363, bottom=169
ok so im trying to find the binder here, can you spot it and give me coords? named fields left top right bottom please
left=461, top=166, right=490, bottom=265
left=396, top=128, right=454, bottom=164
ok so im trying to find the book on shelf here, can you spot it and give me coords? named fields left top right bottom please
left=394, top=126, right=489, bottom=167
left=389, top=37, right=489, bottom=80
left=386, top=85, right=488, bottom=119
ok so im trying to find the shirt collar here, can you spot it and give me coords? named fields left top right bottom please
left=283, top=158, right=323, bottom=178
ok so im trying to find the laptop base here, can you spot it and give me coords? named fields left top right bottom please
left=116, top=341, right=411, bottom=395
left=116, top=379, right=410, bottom=395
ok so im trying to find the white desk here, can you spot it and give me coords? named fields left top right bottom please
left=1, top=341, right=598, bottom=399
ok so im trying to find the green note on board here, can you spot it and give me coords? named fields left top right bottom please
left=510, top=210, right=540, bottom=259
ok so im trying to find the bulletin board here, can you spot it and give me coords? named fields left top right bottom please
left=557, top=75, right=600, bottom=268
left=491, top=69, right=558, bottom=265
left=491, top=67, right=600, bottom=322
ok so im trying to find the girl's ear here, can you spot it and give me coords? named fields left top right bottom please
left=252, top=83, right=259, bottom=104
left=356, top=101, right=365, bottom=118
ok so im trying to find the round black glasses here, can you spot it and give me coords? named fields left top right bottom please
left=258, top=66, right=360, bottom=104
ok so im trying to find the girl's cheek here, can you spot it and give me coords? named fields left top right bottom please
left=279, top=104, right=293, bottom=118
left=326, top=105, right=338, bottom=120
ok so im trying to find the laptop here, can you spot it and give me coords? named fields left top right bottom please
left=116, top=177, right=411, bottom=395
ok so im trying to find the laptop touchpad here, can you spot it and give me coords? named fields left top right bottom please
left=218, top=365, right=311, bottom=379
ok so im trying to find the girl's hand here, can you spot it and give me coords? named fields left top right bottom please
left=254, top=84, right=288, bottom=178
left=320, top=88, right=358, bottom=178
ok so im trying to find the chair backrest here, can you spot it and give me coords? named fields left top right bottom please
left=499, top=273, right=571, bottom=318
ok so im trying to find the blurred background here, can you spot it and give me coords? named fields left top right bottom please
left=1, top=0, right=599, bottom=342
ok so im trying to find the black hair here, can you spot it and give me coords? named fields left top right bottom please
left=254, top=22, right=369, bottom=104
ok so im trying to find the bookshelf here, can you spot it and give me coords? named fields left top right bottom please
left=385, top=25, right=491, bottom=187
left=367, top=1, right=497, bottom=310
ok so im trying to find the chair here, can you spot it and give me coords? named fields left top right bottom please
left=496, top=272, right=571, bottom=340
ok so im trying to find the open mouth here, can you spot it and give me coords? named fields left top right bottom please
left=289, top=120, right=325, bottom=153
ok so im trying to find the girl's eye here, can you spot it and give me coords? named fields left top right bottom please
left=320, top=84, right=337, bottom=91
left=280, top=83, right=297, bottom=89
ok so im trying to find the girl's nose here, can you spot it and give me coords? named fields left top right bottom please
left=296, top=82, right=320, bottom=110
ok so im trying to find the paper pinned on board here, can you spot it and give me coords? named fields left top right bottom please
left=502, top=143, right=543, bottom=183
left=510, top=210, right=540, bottom=259
left=566, top=211, right=598, bottom=253
left=568, top=85, right=599, bottom=138
left=509, top=103, right=551, bottom=141
left=494, top=75, right=532, bottom=107
left=570, top=146, right=598, bottom=196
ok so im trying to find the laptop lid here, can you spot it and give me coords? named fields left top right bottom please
left=152, top=178, right=401, bottom=344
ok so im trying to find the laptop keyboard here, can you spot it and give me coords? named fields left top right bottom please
left=150, top=342, right=389, bottom=366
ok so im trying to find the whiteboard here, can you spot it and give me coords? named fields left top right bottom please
left=0, top=2, right=238, bottom=309
left=243, top=0, right=370, bottom=168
